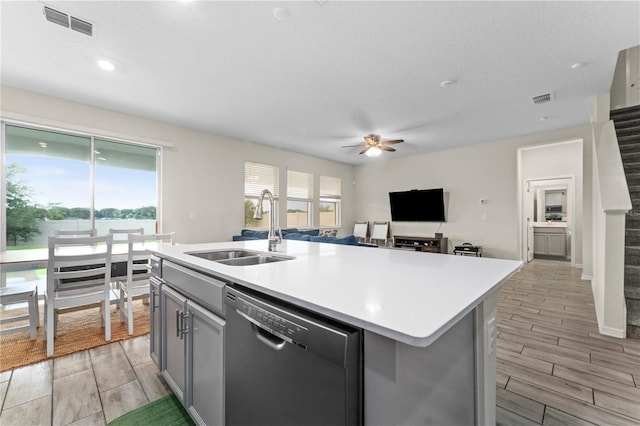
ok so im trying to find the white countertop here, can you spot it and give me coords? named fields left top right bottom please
left=150, top=240, right=522, bottom=347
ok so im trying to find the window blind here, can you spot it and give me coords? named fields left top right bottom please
left=320, top=176, right=341, bottom=199
left=245, top=162, right=279, bottom=197
left=287, top=170, right=313, bottom=200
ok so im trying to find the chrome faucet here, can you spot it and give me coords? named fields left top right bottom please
left=253, top=189, right=281, bottom=251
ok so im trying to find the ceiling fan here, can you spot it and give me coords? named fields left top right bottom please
left=342, top=134, right=404, bottom=156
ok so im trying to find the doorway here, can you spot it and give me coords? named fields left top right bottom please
left=517, top=139, right=583, bottom=267
left=523, top=177, right=575, bottom=263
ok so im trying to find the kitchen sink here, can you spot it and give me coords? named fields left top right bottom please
left=187, top=249, right=258, bottom=261
left=186, top=249, right=293, bottom=266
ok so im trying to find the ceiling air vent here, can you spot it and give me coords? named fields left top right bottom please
left=43, top=6, right=93, bottom=37
left=532, top=93, right=553, bottom=104
left=70, top=17, right=93, bottom=36
left=44, top=6, right=69, bottom=28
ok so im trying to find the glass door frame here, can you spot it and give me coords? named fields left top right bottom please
left=0, top=119, right=163, bottom=251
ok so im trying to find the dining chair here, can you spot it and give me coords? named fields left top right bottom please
left=119, top=232, right=175, bottom=335
left=369, top=221, right=390, bottom=247
left=108, top=228, right=144, bottom=242
left=54, top=229, right=96, bottom=237
left=45, top=234, right=113, bottom=356
left=108, top=228, right=145, bottom=289
left=353, top=221, right=369, bottom=243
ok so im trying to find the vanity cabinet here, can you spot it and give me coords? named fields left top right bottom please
left=159, top=261, right=226, bottom=426
left=534, top=227, right=566, bottom=257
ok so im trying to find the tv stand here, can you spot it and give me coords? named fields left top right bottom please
left=393, top=235, right=448, bottom=254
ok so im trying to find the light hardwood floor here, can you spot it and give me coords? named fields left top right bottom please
left=1, top=259, right=638, bottom=425
left=496, top=258, right=640, bottom=425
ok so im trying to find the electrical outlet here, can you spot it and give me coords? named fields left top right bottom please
left=480, top=198, right=488, bottom=205
left=481, top=213, right=488, bottom=221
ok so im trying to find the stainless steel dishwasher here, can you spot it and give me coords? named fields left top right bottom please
left=224, top=285, right=362, bottom=426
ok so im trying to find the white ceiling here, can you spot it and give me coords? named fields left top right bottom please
left=1, top=1, right=639, bottom=165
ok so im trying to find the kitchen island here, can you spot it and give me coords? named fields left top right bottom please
left=149, top=239, right=522, bottom=425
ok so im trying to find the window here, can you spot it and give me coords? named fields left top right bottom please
left=2, top=123, right=160, bottom=250
left=94, top=139, right=158, bottom=228
left=319, top=176, right=341, bottom=227
left=286, top=170, right=312, bottom=227
left=244, top=162, right=279, bottom=228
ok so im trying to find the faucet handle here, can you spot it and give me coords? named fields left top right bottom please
left=276, top=228, right=283, bottom=243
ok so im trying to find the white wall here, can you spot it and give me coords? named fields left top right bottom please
left=0, top=86, right=356, bottom=244
left=520, top=140, right=583, bottom=265
left=354, top=127, right=593, bottom=260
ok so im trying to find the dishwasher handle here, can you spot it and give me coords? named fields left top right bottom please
left=237, top=309, right=290, bottom=350
left=252, top=324, right=286, bottom=350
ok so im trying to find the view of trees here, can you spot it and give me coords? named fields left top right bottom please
left=6, top=163, right=46, bottom=245
left=244, top=199, right=259, bottom=226
left=6, top=162, right=156, bottom=244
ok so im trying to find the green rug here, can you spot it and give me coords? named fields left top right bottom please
left=108, top=393, right=195, bottom=426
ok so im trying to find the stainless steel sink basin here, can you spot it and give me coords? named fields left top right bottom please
left=187, top=249, right=259, bottom=261
left=186, top=249, right=293, bottom=266
left=216, top=255, right=290, bottom=266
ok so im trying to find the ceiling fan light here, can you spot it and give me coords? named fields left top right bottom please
left=366, top=146, right=382, bottom=157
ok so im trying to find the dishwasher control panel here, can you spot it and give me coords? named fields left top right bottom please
left=236, top=296, right=309, bottom=347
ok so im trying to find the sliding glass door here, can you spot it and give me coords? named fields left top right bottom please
left=2, top=123, right=160, bottom=250
left=94, top=139, right=157, bottom=236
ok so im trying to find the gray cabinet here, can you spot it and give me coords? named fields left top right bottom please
left=162, top=285, right=188, bottom=403
left=150, top=277, right=162, bottom=368
left=159, top=261, right=226, bottom=426
left=187, top=301, right=225, bottom=425
left=533, top=227, right=566, bottom=257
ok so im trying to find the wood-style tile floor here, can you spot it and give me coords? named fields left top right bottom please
left=496, top=258, right=640, bottom=425
left=1, top=259, right=639, bottom=425
left=0, top=335, right=170, bottom=425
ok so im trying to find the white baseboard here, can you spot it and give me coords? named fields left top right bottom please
left=581, top=274, right=593, bottom=281
left=598, top=325, right=626, bottom=339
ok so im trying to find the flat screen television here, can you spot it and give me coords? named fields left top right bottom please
left=389, top=188, right=446, bottom=222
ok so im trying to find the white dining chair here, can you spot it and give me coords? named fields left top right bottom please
left=108, top=228, right=145, bottom=290
left=370, top=221, right=390, bottom=247
left=353, top=221, right=369, bottom=243
left=54, top=229, right=96, bottom=237
left=108, top=228, right=144, bottom=242
left=119, top=232, right=175, bottom=335
left=45, top=234, right=113, bottom=356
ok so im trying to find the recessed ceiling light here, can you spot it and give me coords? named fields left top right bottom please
left=440, top=80, right=454, bottom=88
left=571, top=62, right=585, bottom=69
left=273, top=7, right=290, bottom=20
left=98, top=60, right=115, bottom=71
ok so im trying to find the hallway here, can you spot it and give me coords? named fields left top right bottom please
left=496, top=259, right=640, bottom=425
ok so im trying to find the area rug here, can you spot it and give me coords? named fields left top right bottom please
left=0, top=299, right=149, bottom=371
left=108, top=393, right=195, bottom=426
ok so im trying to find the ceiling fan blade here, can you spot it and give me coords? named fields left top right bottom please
left=364, top=135, right=374, bottom=145
left=341, top=144, right=365, bottom=148
left=359, top=146, right=371, bottom=155
left=380, top=139, right=404, bottom=145
left=380, top=146, right=396, bottom=152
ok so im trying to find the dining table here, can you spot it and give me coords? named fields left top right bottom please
left=0, top=241, right=163, bottom=288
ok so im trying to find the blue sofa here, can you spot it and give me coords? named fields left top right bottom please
left=232, top=228, right=319, bottom=241
left=232, top=228, right=375, bottom=247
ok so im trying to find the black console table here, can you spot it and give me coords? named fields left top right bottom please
left=393, top=236, right=448, bottom=254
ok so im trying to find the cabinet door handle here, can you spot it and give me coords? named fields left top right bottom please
left=152, top=290, right=159, bottom=311
left=181, top=312, right=190, bottom=337
left=175, top=309, right=181, bottom=338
